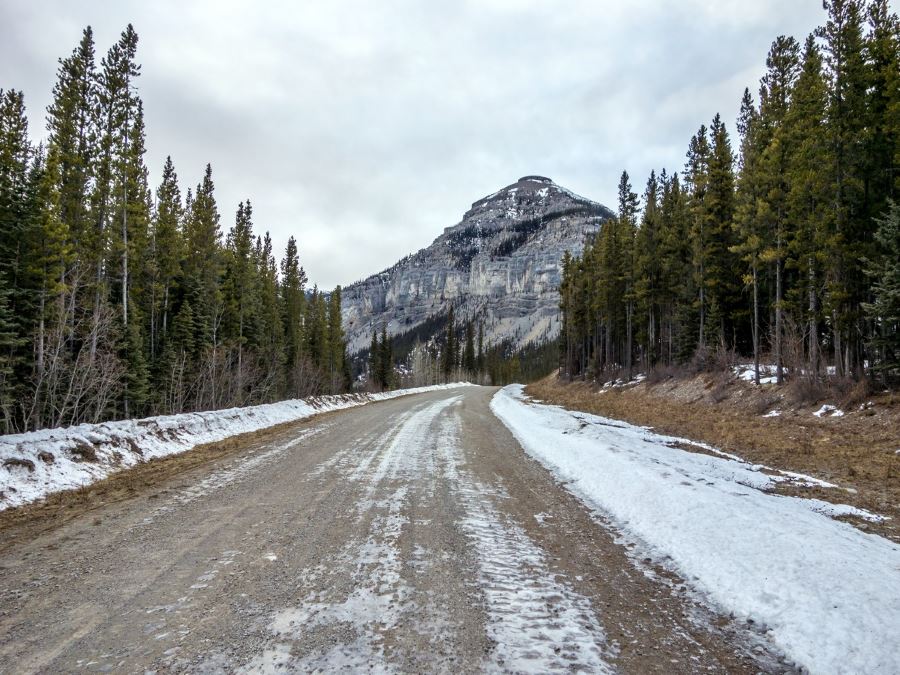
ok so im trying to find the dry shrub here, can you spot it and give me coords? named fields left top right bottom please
left=70, top=443, right=98, bottom=463
left=689, top=344, right=737, bottom=376
left=707, top=373, right=731, bottom=404
left=787, top=376, right=826, bottom=407
left=3, top=458, right=35, bottom=472
left=646, top=364, right=678, bottom=385
left=37, top=451, right=54, bottom=464
left=752, top=393, right=781, bottom=416
left=831, top=376, right=871, bottom=410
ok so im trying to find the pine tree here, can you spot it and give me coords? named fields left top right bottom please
left=183, top=164, right=222, bottom=350
left=44, top=27, right=96, bottom=261
left=443, top=306, right=456, bottom=378
left=326, top=286, right=345, bottom=391
left=476, top=321, right=484, bottom=375
left=732, top=88, right=765, bottom=383
left=785, top=35, right=831, bottom=378
left=863, top=201, right=900, bottom=379
left=864, top=1, right=900, bottom=216
left=279, top=235, right=307, bottom=387
left=149, top=156, right=182, bottom=358
left=224, top=200, right=256, bottom=394
left=369, top=329, right=380, bottom=389
left=636, top=170, right=661, bottom=368
left=819, top=0, right=870, bottom=375
left=758, top=36, right=801, bottom=383
left=685, top=124, right=711, bottom=350
left=463, top=319, right=476, bottom=374
left=379, top=323, right=392, bottom=389
left=617, top=171, right=640, bottom=379
left=704, top=113, right=739, bottom=349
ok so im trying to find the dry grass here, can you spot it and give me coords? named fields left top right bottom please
left=527, top=372, right=900, bottom=543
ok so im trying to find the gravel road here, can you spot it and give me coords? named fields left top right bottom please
left=0, top=386, right=792, bottom=673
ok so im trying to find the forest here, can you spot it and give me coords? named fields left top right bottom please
left=0, top=25, right=350, bottom=434
left=560, top=0, right=900, bottom=388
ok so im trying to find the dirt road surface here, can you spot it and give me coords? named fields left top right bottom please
left=0, top=386, right=794, bottom=673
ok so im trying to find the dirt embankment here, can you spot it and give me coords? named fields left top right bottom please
left=526, top=373, right=900, bottom=542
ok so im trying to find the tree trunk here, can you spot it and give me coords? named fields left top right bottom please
left=752, top=263, right=760, bottom=386
left=775, top=237, right=783, bottom=385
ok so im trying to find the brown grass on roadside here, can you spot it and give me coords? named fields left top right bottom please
left=527, top=372, right=900, bottom=543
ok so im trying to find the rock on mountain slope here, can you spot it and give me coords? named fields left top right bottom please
left=342, top=176, right=613, bottom=355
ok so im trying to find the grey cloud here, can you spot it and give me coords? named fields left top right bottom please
left=1, top=0, right=833, bottom=288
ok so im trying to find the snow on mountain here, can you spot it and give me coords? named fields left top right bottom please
left=341, top=176, right=613, bottom=354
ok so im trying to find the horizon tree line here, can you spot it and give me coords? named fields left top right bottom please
left=561, top=0, right=900, bottom=386
left=0, top=25, right=350, bottom=433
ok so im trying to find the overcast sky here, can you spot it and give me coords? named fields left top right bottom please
left=1, top=1, right=871, bottom=289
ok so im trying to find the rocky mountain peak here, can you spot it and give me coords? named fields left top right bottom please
left=342, top=178, right=612, bottom=357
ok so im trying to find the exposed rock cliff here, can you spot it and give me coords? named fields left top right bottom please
left=342, top=176, right=613, bottom=354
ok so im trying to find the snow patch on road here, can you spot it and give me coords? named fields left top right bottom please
left=438, top=412, right=613, bottom=673
left=0, top=383, right=473, bottom=511
left=248, top=399, right=460, bottom=671
left=491, top=384, right=900, bottom=675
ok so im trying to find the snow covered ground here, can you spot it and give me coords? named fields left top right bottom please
left=491, top=384, right=900, bottom=675
left=0, top=384, right=472, bottom=511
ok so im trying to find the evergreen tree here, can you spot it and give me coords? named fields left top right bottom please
left=617, top=171, right=640, bottom=379
left=224, top=199, right=256, bottom=393
left=183, top=164, right=222, bottom=349
left=463, top=319, right=476, bottom=374
left=732, top=88, right=765, bottom=383
left=684, top=124, right=711, bottom=350
left=379, top=323, right=392, bottom=389
left=369, top=329, right=380, bottom=388
left=279, top=235, right=307, bottom=386
left=819, top=0, right=870, bottom=375
left=44, top=27, right=96, bottom=252
left=443, top=306, right=456, bottom=378
left=326, top=286, right=345, bottom=391
left=785, top=35, right=831, bottom=378
left=758, top=36, right=801, bottom=383
left=863, top=201, right=900, bottom=379
left=149, top=156, right=183, bottom=359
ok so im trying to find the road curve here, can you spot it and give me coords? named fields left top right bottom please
left=0, top=386, right=790, bottom=673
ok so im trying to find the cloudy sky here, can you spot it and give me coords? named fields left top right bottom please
left=1, top=1, right=853, bottom=289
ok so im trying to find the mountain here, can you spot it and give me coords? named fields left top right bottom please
left=341, top=175, right=613, bottom=358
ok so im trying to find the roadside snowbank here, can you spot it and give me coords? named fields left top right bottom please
left=0, top=383, right=472, bottom=511
left=491, top=384, right=900, bottom=675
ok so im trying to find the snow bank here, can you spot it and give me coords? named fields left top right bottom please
left=491, top=385, right=900, bottom=675
left=0, top=383, right=472, bottom=511
left=733, top=363, right=779, bottom=384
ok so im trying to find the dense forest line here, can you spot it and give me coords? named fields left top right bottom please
left=0, top=26, right=350, bottom=434
left=561, top=0, right=900, bottom=387
left=363, top=306, right=558, bottom=389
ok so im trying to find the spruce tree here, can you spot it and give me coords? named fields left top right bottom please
left=863, top=201, right=900, bottom=380
left=279, top=235, right=307, bottom=387
left=704, top=113, right=738, bottom=349
left=443, top=306, right=456, bottom=378
left=785, top=35, right=831, bottom=378
left=326, top=286, right=345, bottom=391
left=369, top=329, right=380, bottom=389
left=732, top=88, right=765, bottom=383
left=149, top=156, right=183, bottom=358
left=617, top=171, right=640, bottom=379
left=819, top=0, right=870, bottom=375
left=183, top=164, right=222, bottom=349
left=463, top=319, right=476, bottom=374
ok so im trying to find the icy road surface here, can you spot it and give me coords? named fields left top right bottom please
left=1, top=386, right=794, bottom=673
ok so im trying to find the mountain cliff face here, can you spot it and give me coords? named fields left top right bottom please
left=342, top=176, right=613, bottom=354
